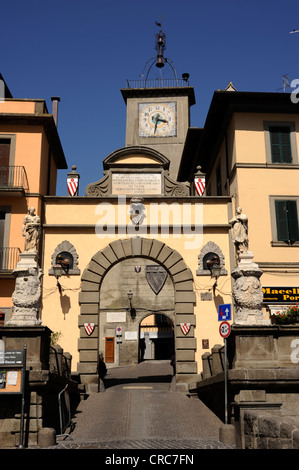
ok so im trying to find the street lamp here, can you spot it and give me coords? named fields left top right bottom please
left=206, top=256, right=221, bottom=294
left=53, top=264, right=63, bottom=294
left=127, top=290, right=136, bottom=321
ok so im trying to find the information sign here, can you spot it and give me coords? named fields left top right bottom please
left=218, top=304, right=231, bottom=321
left=0, top=347, right=27, bottom=448
left=116, top=327, right=122, bottom=336
left=0, top=350, right=25, bottom=394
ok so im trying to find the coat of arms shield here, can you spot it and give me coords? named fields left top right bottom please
left=67, top=176, right=79, bottom=196
left=180, top=322, right=191, bottom=335
left=84, top=322, right=95, bottom=336
left=145, top=265, right=168, bottom=295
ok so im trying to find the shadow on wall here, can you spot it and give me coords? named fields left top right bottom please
left=60, top=294, right=71, bottom=319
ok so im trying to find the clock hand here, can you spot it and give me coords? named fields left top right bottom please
left=152, top=113, right=168, bottom=133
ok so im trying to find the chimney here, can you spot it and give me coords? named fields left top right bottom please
left=51, top=96, right=60, bottom=127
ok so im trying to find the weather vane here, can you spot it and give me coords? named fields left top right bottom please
left=140, top=19, right=179, bottom=85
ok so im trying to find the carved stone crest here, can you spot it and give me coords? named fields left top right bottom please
left=129, top=198, right=146, bottom=225
left=145, top=265, right=168, bottom=295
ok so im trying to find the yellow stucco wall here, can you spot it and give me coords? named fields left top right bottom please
left=42, top=197, right=232, bottom=371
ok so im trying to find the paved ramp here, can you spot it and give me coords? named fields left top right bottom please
left=53, top=361, right=235, bottom=449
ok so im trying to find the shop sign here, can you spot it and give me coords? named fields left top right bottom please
left=263, top=287, right=299, bottom=303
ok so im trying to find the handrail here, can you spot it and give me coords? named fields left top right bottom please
left=0, top=247, right=21, bottom=271
left=126, top=78, right=190, bottom=89
left=0, top=166, right=29, bottom=191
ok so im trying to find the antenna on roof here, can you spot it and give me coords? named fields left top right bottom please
left=277, top=74, right=292, bottom=92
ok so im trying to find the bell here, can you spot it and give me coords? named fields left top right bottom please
left=156, top=56, right=164, bottom=68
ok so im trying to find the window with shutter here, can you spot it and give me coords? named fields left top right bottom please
left=275, top=200, right=299, bottom=242
left=269, top=127, right=292, bottom=163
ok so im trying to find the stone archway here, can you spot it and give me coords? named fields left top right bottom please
left=78, top=237, right=197, bottom=391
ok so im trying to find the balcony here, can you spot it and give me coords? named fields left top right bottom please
left=125, top=78, right=191, bottom=89
left=0, top=247, right=21, bottom=277
left=0, top=166, right=29, bottom=195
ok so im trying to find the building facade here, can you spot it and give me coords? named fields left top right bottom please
left=0, top=76, right=66, bottom=324
left=179, top=88, right=299, bottom=322
left=1, top=72, right=299, bottom=393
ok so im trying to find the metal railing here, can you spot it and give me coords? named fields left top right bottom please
left=0, top=247, right=21, bottom=272
left=0, top=166, right=29, bottom=191
left=126, top=78, right=190, bottom=89
left=49, top=345, right=72, bottom=379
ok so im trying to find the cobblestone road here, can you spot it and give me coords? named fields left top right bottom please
left=48, top=361, right=235, bottom=451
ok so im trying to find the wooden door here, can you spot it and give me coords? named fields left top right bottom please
left=105, top=337, right=115, bottom=363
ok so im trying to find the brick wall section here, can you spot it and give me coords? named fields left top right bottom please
left=243, top=411, right=299, bottom=449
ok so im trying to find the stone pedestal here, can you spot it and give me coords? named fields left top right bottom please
left=0, top=326, right=51, bottom=370
left=232, top=251, right=270, bottom=325
left=6, top=252, right=43, bottom=327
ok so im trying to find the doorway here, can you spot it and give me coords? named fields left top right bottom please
left=139, top=314, right=174, bottom=362
left=105, top=337, right=115, bottom=363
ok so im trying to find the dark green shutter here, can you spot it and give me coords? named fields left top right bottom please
left=275, top=200, right=299, bottom=241
left=275, top=201, right=289, bottom=240
left=269, top=127, right=292, bottom=163
left=287, top=200, right=299, bottom=241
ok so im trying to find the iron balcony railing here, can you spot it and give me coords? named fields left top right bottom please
left=0, top=247, right=21, bottom=272
left=126, top=78, right=190, bottom=89
left=0, top=166, right=29, bottom=191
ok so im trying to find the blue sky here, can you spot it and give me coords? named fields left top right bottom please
left=1, top=0, right=299, bottom=195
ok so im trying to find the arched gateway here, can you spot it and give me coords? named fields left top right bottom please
left=78, top=237, right=197, bottom=390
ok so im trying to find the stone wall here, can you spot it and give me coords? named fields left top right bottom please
left=242, top=411, right=299, bottom=449
left=190, top=325, right=299, bottom=449
left=0, top=327, right=80, bottom=448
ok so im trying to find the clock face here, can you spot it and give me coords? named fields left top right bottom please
left=138, top=102, right=176, bottom=137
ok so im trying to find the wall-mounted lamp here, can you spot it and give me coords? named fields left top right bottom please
left=127, top=290, right=136, bottom=321
left=53, top=264, right=63, bottom=294
left=206, top=256, right=221, bottom=294
left=56, top=255, right=70, bottom=274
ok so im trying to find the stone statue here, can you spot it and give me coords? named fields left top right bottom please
left=22, top=207, right=40, bottom=253
left=229, top=207, right=248, bottom=261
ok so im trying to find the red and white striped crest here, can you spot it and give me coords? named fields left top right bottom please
left=67, top=177, right=79, bottom=196
left=84, top=322, right=95, bottom=336
left=180, top=322, right=191, bottom=335
left=194, top=177, right=205, bottom=196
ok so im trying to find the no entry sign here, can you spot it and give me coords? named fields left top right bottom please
left=219, top=321, right=231, bottom=338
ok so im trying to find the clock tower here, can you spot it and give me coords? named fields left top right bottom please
left=121, top=24, right=195, bottom=181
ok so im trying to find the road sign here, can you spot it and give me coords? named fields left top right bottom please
left=116, top=327, right=122, bottom=336
left=219, top=321, right=231, bottom=338
left=218, top=303, right=231, bottom=321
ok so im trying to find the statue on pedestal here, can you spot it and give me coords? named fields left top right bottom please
left=229, top=207, right=248, bottom=262
left=22, top=207, right=41, bottom=253
left=7, top=208, right=43, bottom=326
left=229, top=207, right=270, bottom=325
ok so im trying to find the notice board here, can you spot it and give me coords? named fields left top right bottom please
left=0, top=350, right=25, bottom=395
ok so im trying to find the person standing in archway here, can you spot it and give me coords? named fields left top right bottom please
left=97, top=353, right=107, bottom=392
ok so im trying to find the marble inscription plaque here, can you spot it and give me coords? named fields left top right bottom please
left=112, top=173, right=162, bottom=195
left=106, top=311, right=127, bottom=323
left=125, top=331, right=138, bottom=341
